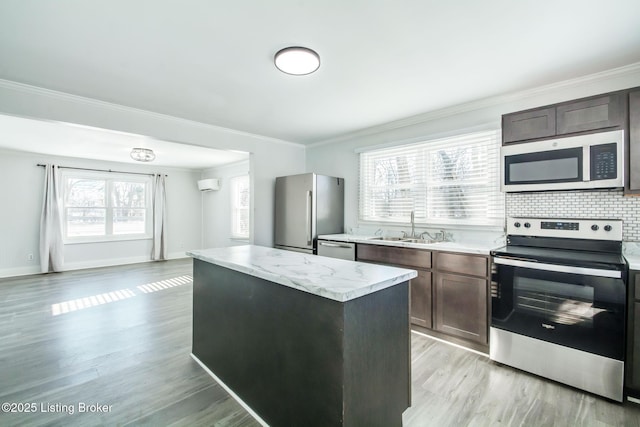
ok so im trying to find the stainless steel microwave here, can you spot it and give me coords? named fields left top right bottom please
left=501, top=129, right=624, bottom=192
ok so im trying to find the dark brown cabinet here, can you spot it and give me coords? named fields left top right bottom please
left=410, top=270, right=432, bottom=328
left=434, top=273, right=487, bottom=344
left=502, top=107, right=556, bottom=143
left=357, top=244, right=432, bottom=328
left=556, top=93, right=626, bottom=135
left=357, top=244, right=431, bottom=269
left=502, top=91, right=627, bottom=145
left=626, top=271, right=640, bottom=394
left=433, top=252, right=489, bottom=345
left=629, top=90, right=640, bottom=192
left=357, top=244, right=490, bottom=348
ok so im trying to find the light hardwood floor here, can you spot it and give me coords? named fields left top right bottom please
left=1, top=259, right=639, bottom=426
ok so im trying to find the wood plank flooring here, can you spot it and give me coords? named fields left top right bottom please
left=1, top=259, right=639, bottom=426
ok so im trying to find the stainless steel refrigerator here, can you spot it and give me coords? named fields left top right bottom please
left=275, top=173, right=344, bottom=254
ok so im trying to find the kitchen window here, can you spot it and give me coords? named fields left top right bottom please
left=62, top=172, right=152, bottom=242
left=359, top=129, right=504, bottom=227
left=230, top=174, right=250, bottom=239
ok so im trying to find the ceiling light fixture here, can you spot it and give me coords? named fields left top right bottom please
left=130, top=147, right=155, bottom=162
left=274, top=46, right=320, bottom=75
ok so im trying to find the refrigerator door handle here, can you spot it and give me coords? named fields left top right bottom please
left=306, top=190, right=312, bottom=245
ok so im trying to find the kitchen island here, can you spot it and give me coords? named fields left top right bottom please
left=187, top=245, right=417, bottom=427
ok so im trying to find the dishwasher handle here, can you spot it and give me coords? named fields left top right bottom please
left=318, top=241, right=354, bottom=249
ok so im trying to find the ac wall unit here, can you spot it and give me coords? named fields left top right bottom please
left=197, top=178, right=220, bottom=191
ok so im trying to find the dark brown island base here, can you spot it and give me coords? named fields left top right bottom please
left=188, top=245, right=417, bottom=427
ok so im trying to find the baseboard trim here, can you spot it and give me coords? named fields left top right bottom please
left=190, top=353, right=268, bottom=427
left=411, top=329, right=489, bottom=358
left=628, top=396, right=640, bottom=405
left=0, top=265, right=41, bottom=279
left=0, top=253, right=190, bottom=279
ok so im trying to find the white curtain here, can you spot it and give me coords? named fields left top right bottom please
left=40, top=164, right=64, bottom=272
left=151, top=173, right=167, bottom=260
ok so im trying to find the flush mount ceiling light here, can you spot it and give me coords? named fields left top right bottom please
left=274, top=46, right=320, bottom=75
left=130, top=147, right=155, bottom=162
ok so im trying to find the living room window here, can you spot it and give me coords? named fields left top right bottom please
left=62, top=172, right=151, bottom=241
left=359, top=129, right=504, bottom=227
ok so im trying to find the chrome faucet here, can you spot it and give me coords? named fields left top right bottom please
left=410, top=210, right=415, bottom=238
left=420, top=229, right=448, bottom=242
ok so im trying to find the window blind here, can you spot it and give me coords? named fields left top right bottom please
left=230, top=175, right=250, bottom=238
left=359, top=129, right=504, bottom=226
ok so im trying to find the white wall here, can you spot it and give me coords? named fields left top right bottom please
left=306, top=64, right=640, bottom=238
left=0, top=148, right=202, bottom=278
left=0, top=80, right=307, bottom=250
left=201, top=160, right=251, bottom=248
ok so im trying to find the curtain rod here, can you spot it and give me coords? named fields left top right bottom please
left=37, top=164, right=167, bottom=177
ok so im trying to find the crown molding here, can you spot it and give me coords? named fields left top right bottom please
left=307, top=62, right=640, bottom=148
left=0, top=79, right=305, bottom=149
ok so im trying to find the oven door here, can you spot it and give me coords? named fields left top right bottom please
left=491, top=256, right=626, bottom=360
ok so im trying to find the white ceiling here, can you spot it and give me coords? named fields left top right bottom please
left=1, top=1, right=640, bottom=146
left=0, top=114, right=249, bottom=169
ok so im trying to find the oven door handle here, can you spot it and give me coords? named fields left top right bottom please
left=493, top=257, right=622, bottom=279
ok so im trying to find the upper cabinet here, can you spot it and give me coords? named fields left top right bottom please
left=630, top=90, right=640, bottom=192
left=503, top=87, right=640, bottom=195
left=556, top=93, right=626, bottom=135
left=502, top=91, right=627, bottom=145
left=502, top=107, right=556, bottom=143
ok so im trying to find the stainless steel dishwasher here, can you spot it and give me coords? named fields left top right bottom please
left=317, top=240, right=356, bottom=261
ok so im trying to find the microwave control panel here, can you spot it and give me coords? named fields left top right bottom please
left=591, top=143, right=617, bottom=181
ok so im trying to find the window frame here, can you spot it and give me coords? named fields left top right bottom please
left=358, top=129, right=504, bottom=228
left=61, top=170, right=153, bottom=244
left=229, top=174, right=250, bottom=240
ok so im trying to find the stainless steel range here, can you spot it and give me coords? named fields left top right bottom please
left=491, top=217, right=627, bottom=401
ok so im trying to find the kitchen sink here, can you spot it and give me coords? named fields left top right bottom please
left=370, top=237, right=441, bottom=244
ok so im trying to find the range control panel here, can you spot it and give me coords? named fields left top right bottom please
left=507, top=217, right=622, bottom=241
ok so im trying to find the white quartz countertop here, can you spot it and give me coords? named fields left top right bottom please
left=625, top=243, right=640, bottom=270
left=318, top=234, right=503, bottom=255
left=187, top=245, right=417, bottom=302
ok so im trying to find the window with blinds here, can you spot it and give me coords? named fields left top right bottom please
left=230, top=174, right=250, bottom=239
left=359, top=129, right=504, bottom=227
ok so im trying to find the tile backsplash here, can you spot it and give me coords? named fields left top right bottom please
left=506, top=190, right=640, bottom=241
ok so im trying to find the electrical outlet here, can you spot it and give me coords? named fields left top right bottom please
left=27, top=253, right=34, bottom=261
left=179, top=242, right=184, bottom=249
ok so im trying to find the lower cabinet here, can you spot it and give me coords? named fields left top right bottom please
left=434, top=273, right=487, bottom=343
left=357, top=244, right=490, bottom=348
left=626, top=270, right=640, bottom=394
left=357, top=244, right=432, bottom=328
left=434, top=252, right=489, bottom=345
left=411, top=270, right=432, bottom=329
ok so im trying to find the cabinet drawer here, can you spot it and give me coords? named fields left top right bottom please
left=502, top=107, right=556, bottom=143
left=357, top=244, right=431, bottom=268
left=436, top=252, right=487, bottom=277
left=556, top=93, right=626, bottom=135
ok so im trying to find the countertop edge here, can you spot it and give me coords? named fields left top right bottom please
left=625, top=255, right=640, bottom=270
left=318, top=234, right=503, bottom=255
left=187, top=246, right=417, bottom=303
